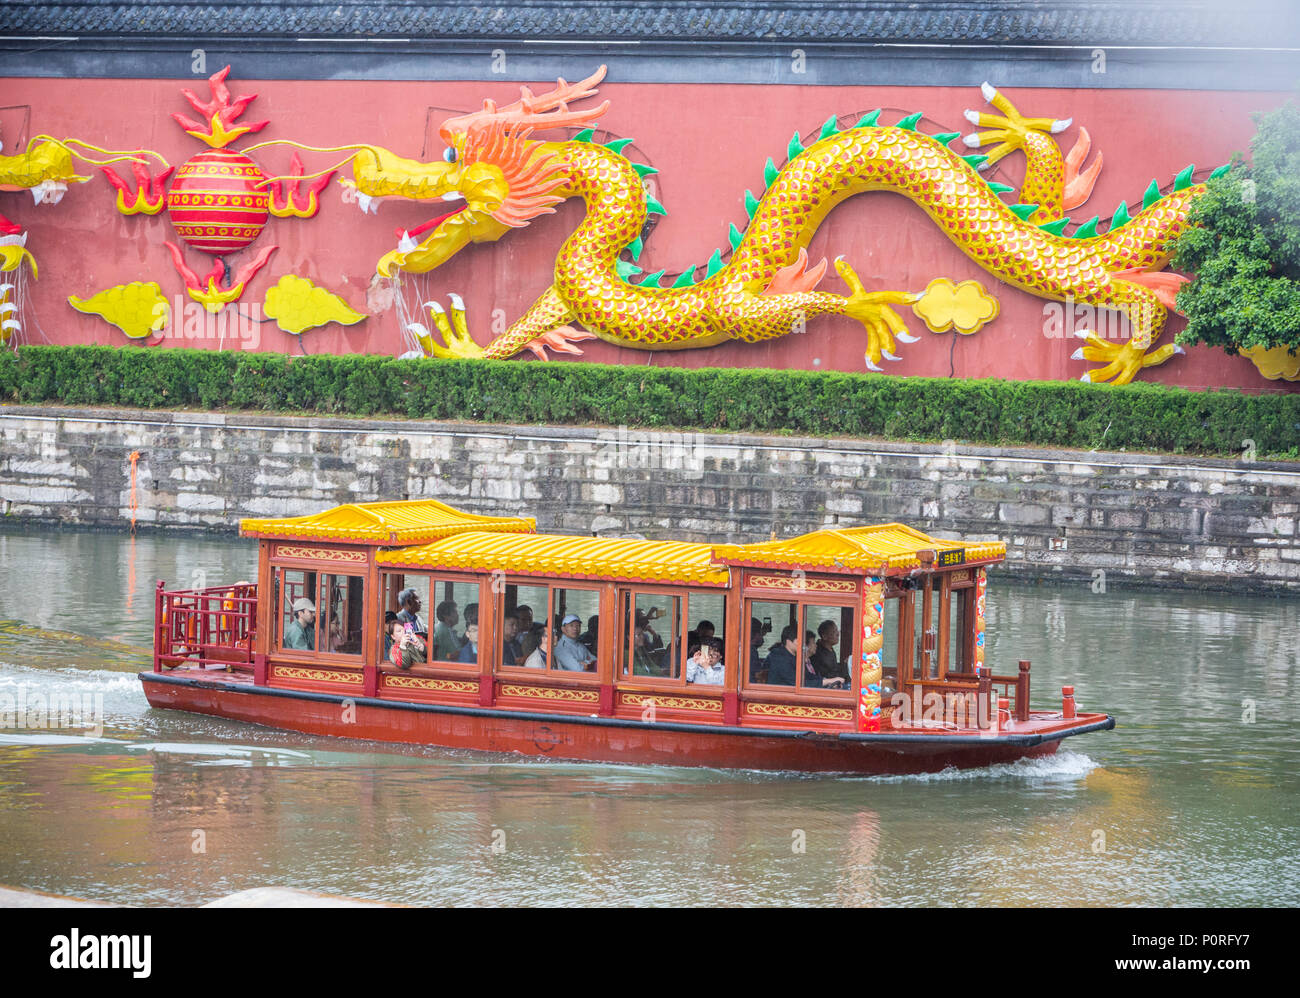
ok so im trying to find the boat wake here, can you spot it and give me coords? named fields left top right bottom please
left=850, top=750, right=1101, bottom=784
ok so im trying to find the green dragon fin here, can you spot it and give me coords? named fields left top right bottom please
left=645, top=197, right=667, bottom=216
left=962, top=154, right=989, bottom=170
left=627, top=236, right=644, bottom=261
left=639, top=269, right=665, bottom=288
left=615, top=259, right=642, bottom=279
left=787, top=132, right=805, bottom=161
left=818, top=115, right=839, bottom=140
left=744, top=189, right=761, bottom=219
left=1037, top=217, right=1071, bottom=237
left=1142, top=179, right=1161, bottom=210
left=573, top=127, right=595, bottom=142
left=671, top=270, right=695, bottom=288
left=932, top=131, right=961, bottom=146
left=704, top=249, right=724, bottom=278
left=987, top=181, right=1015, bottom=194
left=1172, top=164, right=1195, bottom=192
left=764, top=157, right=780, bottom=188
left=1008, top=203, right=1040, bottom=221
left=896, top=112, right=924, bottom=131
left=631, top=163, right=659, bottom=178
left=604, top=137, right=634, bottom=154
left=855, top=109, right=882, bottom=128
left=728, top=223, right=744, bottom=251
left=1209, top=163, right=1231, bottom=180
left=1110, top=200, right=1131, bottom=230
left=1072, top=216, right=1100, bottom=239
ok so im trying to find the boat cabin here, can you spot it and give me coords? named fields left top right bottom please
left=153, top=499, right=1027, bottom=734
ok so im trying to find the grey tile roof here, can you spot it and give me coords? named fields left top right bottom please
left=2, top=1, right=1297, bottom=46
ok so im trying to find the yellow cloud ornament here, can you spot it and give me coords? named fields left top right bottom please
left=263, top=275, right=367, bottom=335
left=912, top=277, right=1001, bottom=335
left=68, top=282, right=169, bottom=340
left=1239, top=345, right=1300, bottom=382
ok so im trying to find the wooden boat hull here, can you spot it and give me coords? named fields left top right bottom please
left=140, top=671, right=1115, bottom=776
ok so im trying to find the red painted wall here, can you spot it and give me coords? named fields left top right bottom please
left=2, top=76, right=1292, bottom=391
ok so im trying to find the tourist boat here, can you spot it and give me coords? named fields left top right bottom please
left=139, top=500, right=1113, bottom=774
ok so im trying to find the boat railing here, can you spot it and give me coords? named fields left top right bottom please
left=154, top=580, right=258, bottom=672
left=898, top=661, right=1032, bottom=724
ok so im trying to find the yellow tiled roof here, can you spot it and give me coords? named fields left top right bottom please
left=240, top=500, right=536, bottom=545
left=712, top=524, right=1006, bottom=573
left=378, top=531, right=731, bottom=586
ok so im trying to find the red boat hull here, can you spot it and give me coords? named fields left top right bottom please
left=140, top=672, right=1114, bottom=775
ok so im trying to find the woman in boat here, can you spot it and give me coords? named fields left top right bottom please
left=388, top=619, right=427, bottom=670
left=631, top=624, right=665, bottom=677
left=685, top=643, right=724, bottom=685
left=522, top=625, right=549, bottom=668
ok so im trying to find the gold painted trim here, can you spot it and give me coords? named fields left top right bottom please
left=273, top=666, right=363, bottom=686
left=747, top=574, right=857, bottom=594
left=383, top=675, right=478, bottom=694
left=746, top=702, right=853, bottom=721
left=275, top=545, right=367, bottom=564
left=620, top=693, right=721, bottom=712
left=499, top=684, right=600, bottom=704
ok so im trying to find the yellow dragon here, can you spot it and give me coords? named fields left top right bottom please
left=349, top=69, right=1220, bottom=385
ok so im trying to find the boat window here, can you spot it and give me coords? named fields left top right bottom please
left=913, top=577, right=941, bottom=680
left=948, top=585, right=970, bottom=675
left=800, top=603, right=854, bottom=692
left=429, top=579, right=480, bottom=664
left=277, top=568, right=318, bottom=652
left=550, top=586, right=601, bottom=673
left=321, top=574, right=365, bottom=656
left=687, top=592, right=725, bottom=661
left=881, top=597, right=903, bottom=694
left=624, top=592, right=682, bottom=679
left=503, top=582, right=547, bottom=668
left=745, top=600, right=798, bottom=685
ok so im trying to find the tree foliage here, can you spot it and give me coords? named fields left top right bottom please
left=1173, top=98, right=1300, bottom=354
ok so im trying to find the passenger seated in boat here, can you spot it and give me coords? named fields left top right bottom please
left=433, top=600, right=461, bottom=661
left=396, top=589, right=427, bottom=637
left=501, top=611, right=520, bottom=665
left=555, top=614, right=597, bottom=671
left=522, top=625, right=549, bottom=668
left=462, top=603, right=478, bottom=646
left=749, top=618, right=767, bottom=683
left=631, top=625, right=665, bottom=677
left=285, top=598, right=316, bottom=651
left=580, top=615, right=599, bottom=654
left=457, top=623, right=479, bottom=663
left=685, top=643, right=724, bottom=685
left=637, top=609, right=665, bottom=652
left=764, top=624, right=800, bottom=686
left=388, top=619, right=427, bottom=670
left=696, top=620, right=716, bottom=645
left=516, top=604, right=538, bottom=637
left=383, top=611, right=398, bottom=659
left=810, top=620, right=850, bottom=688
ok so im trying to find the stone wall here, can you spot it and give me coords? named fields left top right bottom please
left=1, top=406, right=1297, bottom=591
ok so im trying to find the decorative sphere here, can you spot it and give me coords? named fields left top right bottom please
left=166, top=149, right=270, bottom=256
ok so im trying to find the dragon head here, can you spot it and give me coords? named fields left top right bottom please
left=353, top=67, right=610, bottom=277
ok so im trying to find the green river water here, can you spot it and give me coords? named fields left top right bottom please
left=0, top=526, right=1296, bottom=906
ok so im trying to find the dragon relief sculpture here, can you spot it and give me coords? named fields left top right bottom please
left=347, top=67, right=1226, bottom=385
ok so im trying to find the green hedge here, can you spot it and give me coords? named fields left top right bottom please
left=1, top=345, right=1296, bottom=458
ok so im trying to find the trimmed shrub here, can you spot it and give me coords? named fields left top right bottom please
left=1, top=345, right=1296, bottom=458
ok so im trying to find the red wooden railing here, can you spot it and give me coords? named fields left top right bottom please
left=154, top=580, right=258, bottom=672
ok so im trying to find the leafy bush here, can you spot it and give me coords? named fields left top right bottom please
left=1, top=344, right=1296, bottom=458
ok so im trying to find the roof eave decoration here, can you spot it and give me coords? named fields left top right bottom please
left=239, top=500, right=536, bottom=545
left=710, top=524, right=1006, bottom=575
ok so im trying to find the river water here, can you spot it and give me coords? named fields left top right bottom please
left=0, top=526, right=1296, bottom=907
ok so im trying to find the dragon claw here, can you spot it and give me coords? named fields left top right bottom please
left=1071, top=333, right=1183, bottom=385
left=981, top=81, right=998, bottom=103
left=411, top=293, right=484, bottom=359
left=1050, top=117, right=1072, bottom=133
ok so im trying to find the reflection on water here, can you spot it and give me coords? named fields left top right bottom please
left=1, top=526, right=1297, bottom=906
